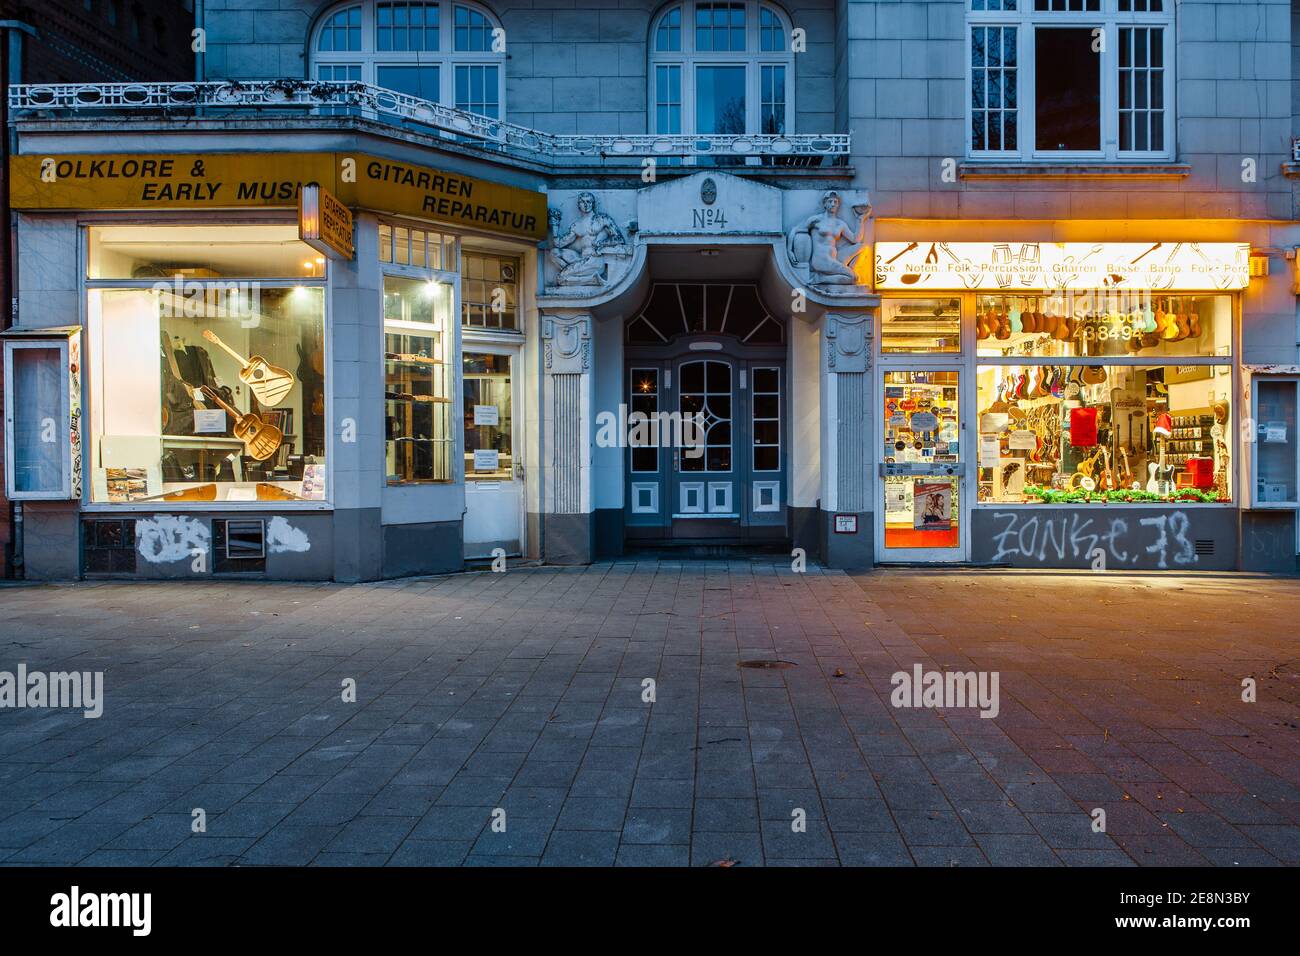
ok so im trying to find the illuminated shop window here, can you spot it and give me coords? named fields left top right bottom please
left=86, top=225, right=328, bottom=505
left=976, top=359, right=1233, bottom=505
left=383, top=274, right=454, bottom=483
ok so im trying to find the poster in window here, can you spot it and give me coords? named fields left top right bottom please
left=473, top=449, right=499, bottom=472
left=300, top=463, right=326, bottom=500
left=913, top=481, right=952, bottom=532
left=474, top=404, right=499, bottom=426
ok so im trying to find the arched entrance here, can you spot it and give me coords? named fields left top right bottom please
left=623, top=282, right=787, bottom=548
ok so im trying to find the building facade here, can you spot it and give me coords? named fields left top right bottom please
left=0, top=0, right=196, bottom=577
left=4, top=0, right=1300, bottom=580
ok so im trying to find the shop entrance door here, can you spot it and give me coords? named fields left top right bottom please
left=876, top=367, right=968, bottom=562
left=463, top=348, right=522, bottom=558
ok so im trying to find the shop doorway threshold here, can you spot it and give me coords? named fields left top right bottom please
left=622, top=541, right=794, bottom=561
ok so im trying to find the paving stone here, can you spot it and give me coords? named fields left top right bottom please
left=615, top=844, right=689, bottom=866
left=388, top=840, right=473, bottom=866
left=690, top=831, right=764, bottom=867
left=240, top=826, right=342, bottom=866
left=832, top=830, right=916, bottom=866
left=1, top=563, right=1297, bottom=868
left=541, top=829, right=620, bottom=866
left=622, top=808, right=692, bottom=845
left=973, top=833, right=1063, bottom=867
left=894, top=808, right=976, bottom=847
left=909, top=846, right=990, bottom=867
left=693, top=798, right=760, bottom=832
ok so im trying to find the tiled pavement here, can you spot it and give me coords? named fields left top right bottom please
left=0, top=562, right=1297, bottom=867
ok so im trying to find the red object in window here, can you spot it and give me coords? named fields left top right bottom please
left=1069, top=407, right=1098, bottom=446
left=1186, top=457, right=1215, bottom=489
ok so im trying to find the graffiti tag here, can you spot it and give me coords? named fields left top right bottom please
left=990, top=510, right=1198, bottom=569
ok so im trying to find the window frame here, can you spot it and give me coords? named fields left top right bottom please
left=311, top=1, right=507, bottom=120
left=872, top=289, right=1240, bottom=509
left=80, top=220, right=333, bottom=512
left=966, top=0, right=1174, bottom=163
left=647, top=0, right=795, bottom=138
left=379, top=219, right=461, bottom=486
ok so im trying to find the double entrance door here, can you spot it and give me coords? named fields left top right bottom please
left=624, top=352, right=786, bottom=545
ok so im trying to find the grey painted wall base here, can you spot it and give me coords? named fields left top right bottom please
left=19, top=502, right=79, bottom=581
left=823, top=509, right=874, bottom=569
left=383, top=520, right=462, bottom=578
left=535, top=511, right=594, bottom=565
left=333, top=508, right=382, bottom=582
left=593, top=508, right=623, bottom=560
left=790, top=505, right=821, bottom=565
left=1241, top=510, right=1298, bottom=573
left=971, top=506, right=1238, bottom=572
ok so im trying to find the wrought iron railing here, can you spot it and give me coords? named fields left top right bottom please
left=7, top=80, right=851, bottom=166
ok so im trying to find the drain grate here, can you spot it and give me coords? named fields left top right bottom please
left=737, top=660, right=797, bottom=670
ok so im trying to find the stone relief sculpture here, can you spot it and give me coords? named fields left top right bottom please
left=787, top=190, right=872, bottom=290
left=544, top=191, right=632, bottom=290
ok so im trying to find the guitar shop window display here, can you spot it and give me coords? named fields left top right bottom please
left=90, top=287, right=328, bottom=505
left=976, top=365, right=1231, bottom=506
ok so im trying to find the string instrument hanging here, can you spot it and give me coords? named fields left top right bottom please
left=198, top=385, right=284, bottom=461
left=202, top=330, right=296, bottom=407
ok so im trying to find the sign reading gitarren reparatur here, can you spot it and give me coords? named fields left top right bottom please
left=8, top=152, right=546, bottom=242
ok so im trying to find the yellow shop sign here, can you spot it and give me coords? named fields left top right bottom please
left=8, top=152, right=547, bottom=242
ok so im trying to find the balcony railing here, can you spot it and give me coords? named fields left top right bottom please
left=7, top=80, right=850, bottom=167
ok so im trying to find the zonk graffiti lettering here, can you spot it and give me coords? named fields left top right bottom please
left=989, top=510, right=1198, bottom=569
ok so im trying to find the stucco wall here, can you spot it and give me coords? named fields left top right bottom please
left=201, top=0, right=836, bottom=134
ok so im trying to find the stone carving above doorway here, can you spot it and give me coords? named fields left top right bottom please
left=543, top=191, right=633, bottom=292
left=786, top=190, right=872, bottom=293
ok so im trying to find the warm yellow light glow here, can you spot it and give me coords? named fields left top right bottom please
left=1248, top=253, right=1269, bottom=278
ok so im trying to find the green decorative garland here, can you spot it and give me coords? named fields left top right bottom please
left=1022, top=484, right=1226, bottom=504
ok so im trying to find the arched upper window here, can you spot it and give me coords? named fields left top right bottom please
left=311, top=1, right=506, bottom=119
left=649, top=1, right=793, bottom=137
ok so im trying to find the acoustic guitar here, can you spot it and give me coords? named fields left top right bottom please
left=198, top=385, right=284, bottom=461
left=203, top=330, right=296, bottom=407
left=1117, top=448, right=1135, bottom=488
left=1095, top=447, right=1117, bottom=492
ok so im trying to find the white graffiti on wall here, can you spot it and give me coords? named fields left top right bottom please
left=135, top=515, right=210, bottom=564
left=990, top=510, right=1199, bottom=569
left=267, top=516, right=310, bottom=554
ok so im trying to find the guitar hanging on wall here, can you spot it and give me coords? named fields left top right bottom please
left=198, top=385, right=284, bottom=461
left=202, top=330, right=296, bottom=407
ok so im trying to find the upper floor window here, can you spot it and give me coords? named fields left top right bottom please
left=462, top=252, right=519, bottom=331
left=968, top=0, right=1172, bottom=161
left=312, top=1, right=505, bottom=118
left=649, top=1, right=793, bottom=138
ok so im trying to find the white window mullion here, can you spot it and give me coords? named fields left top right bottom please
left=1021, top=23, right=1035, bottom=161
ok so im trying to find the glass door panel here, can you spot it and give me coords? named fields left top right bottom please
left=880, top=369, right=964, bottom=558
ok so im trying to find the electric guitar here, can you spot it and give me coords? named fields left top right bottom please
left=1146, top=439, right=1175, bottom=496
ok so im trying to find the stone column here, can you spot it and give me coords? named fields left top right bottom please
left=538, top=310, right=595, bottom=564
left=821, top=309, right=874, bottom=568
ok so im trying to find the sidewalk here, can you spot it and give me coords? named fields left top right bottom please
left=0, top=562, right=1296, bottom=866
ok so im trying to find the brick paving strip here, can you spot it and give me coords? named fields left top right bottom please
left=0, top=562, right=1296, bottom=867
